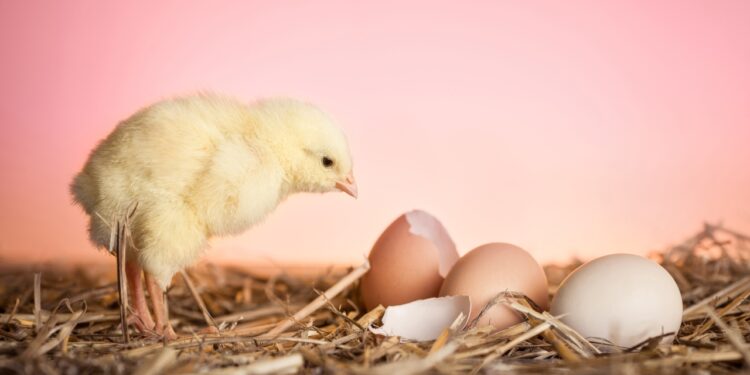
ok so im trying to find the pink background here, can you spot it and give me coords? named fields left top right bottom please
left=1, top=1, right=749, bottom=268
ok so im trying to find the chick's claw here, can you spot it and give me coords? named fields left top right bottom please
left=159, top=324, right=178, bottom=341
left=126, top=313, right=155, bottom=333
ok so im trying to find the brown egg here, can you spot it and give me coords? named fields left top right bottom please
left=439, top=243, right=548, bottom=329
left=361, top=210, right=459, bottom=311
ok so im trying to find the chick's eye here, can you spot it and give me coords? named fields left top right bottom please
left=321, top=156, right=334, bottom=168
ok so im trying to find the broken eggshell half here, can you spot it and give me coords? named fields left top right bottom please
left=360, top=210, right=460, bottom=311
left=370, top=295, right=471, bottom=341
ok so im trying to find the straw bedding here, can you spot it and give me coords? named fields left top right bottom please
left=1, top=223, right=749, bottom=374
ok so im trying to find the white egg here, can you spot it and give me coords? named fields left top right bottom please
left=550, top=254, right=683, bottom=348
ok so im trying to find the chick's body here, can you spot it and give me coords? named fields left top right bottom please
left=72, top=94, right=356, bottom=291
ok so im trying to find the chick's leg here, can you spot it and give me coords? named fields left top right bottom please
left=125, top=261, right=155, bottom=331
left=144, top=272, right=177, bottom=340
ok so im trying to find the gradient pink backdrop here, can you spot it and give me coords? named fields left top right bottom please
left=1, top=1, right=749, bottom=268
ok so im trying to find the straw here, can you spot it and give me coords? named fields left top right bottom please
left=1, top=224, right=749, bottom=374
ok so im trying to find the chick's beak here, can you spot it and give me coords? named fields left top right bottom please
left=335, top=173, right=358, bottom=198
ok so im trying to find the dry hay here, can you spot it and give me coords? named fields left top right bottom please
left=1, top=223, right=750, bottom=374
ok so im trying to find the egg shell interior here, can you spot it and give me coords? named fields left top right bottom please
left=370, top=295, right=471, bottom=341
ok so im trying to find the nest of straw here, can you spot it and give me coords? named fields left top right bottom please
left=1, top=223, right=749, bottom=374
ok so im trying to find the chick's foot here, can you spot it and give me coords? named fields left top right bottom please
left=125, top=261, right=156, bottom=332
left=145, top=272, right=178, bottom=340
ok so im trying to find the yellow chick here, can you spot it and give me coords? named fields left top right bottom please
left=70, top=93, right=357, bottom=339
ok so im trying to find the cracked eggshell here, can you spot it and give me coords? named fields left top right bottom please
left=439, top=243, right=549, bottom=330
left=550, top=254, right=683, bottom=348
left=370, top=295, right=471, bottom=341
left=361, top=210, right=460, bottom=311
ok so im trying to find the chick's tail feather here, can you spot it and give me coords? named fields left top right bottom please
left=70, top=171, right=96, bottom=215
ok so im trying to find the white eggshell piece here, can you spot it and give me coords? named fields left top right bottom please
left=370, top=295, right=471, bottom=341
left=551, top=254, right=683, bottom=348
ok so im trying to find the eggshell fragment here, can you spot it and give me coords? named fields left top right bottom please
left=439, top=243, right=549, bottom=330
left=361, top=210, right=460, bottom=310
left=370, top=296, right=471, bottom=341
left=550, top=254, right=683, bottom=348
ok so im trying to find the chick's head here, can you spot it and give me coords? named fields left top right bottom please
left=255, top=98, right=357, bottom=198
